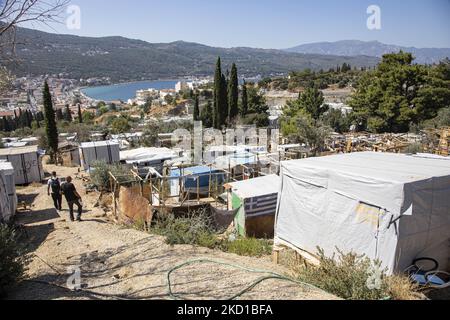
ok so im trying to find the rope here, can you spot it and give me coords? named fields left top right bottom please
left=166, top=259, right=330, bottom=300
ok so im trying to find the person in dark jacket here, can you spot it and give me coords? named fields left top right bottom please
left=61, top=176, right=83, bottom=222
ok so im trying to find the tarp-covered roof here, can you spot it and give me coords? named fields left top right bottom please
left=282, top=152, right=450, bottom=185
left=227, top=174, right=280, bottom=199
left=120, top=147, right=177, bottom=164
left=0, top=145, right=39, bottom=156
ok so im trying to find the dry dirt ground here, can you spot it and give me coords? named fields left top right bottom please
left=8, top=164, right=337, bottom=301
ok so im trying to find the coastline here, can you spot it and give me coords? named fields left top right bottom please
left=79, top=78, right=182, bottom=102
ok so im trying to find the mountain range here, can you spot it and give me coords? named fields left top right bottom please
left=4, top=27, right=380, bottom=82
left=4, top=27, right=448, bottom=82
left=285, top=40, right=450, bottom=64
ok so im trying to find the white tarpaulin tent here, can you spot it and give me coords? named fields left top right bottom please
left=120, top=147, right=178, bottom=166
left=0, top=161, right=17, bottom=222
left=80, top=141, right=120, bottom=170
left=275, top=152, right=450, bottom=275
left=0, top=146, right=44, bottom=185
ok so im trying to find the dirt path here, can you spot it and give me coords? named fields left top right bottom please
left=9, top=164, right=336, bottom=300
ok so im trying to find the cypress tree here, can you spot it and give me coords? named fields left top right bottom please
left=193, top=93, right=200, bottom=121
left=77, top=103, right=83, bottom=123
left=56, top=108, right=64, bottom=121
left=43, top=81, right=58, bottom=162
left=228, top=63, right=239, bottom=123
left=2, top=117, right=9, bottom=132
left=200, top=100, right=213, bottom=128
left=213, top=57, right=222, bottom=129
left=26, top=110, right=33, bottom=128
left=241, top=80, right=248, bottom=116
left=64, top=104, right=73, bottom=122
left=219, top=73, right=228, bottom=127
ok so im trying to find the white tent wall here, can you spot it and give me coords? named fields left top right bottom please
left=0, top=162, right=17, bottom=222
left=392, top=176, right=450, bottom=272
left=275, top=152, right=450, bottom=275
left=80, top=141, right=120, bottom=170
left=0, top=147, right=45, bottom=185
left=0, top=170, right=11, bottom=222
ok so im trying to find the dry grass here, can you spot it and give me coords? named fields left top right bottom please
left=385, top=275, right=422, bottom=300
left=29, top=182, right=43, bottom=188
left=99, top=193, right=113, bottom=208
left=281, top=247, right=420, bottom=300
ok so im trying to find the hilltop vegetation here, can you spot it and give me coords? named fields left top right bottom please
left=4, top=26, right=379, bottom=81
left=259, top=63, right=364, bottom=91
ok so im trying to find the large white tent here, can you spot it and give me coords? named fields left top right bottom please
left=275, top=152, right=450, bottom=275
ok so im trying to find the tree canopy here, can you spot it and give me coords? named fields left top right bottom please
left=350, top=52, right=450, bottom=133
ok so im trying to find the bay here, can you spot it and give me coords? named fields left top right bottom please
left=81, top=80, right=179, bottom=102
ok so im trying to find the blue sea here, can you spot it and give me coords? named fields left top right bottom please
left=81, top=80, right=179, bottom=102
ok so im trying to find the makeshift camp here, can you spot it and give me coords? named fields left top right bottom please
left=0, top=146, right=44, bottom=185
left=275, top=152, right=450, bottom=275
left=58, top=141, right=81, bottom=167
left=0, top=161, right=17, bottom=222
left=80, top=141, right=120, bottom=171
left=226, top=175, right=280, bottom=238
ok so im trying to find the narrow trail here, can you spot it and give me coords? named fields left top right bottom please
left=8, top=164, right=337, bottom=300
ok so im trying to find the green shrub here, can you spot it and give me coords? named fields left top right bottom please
left=90, top=161, right=132, bottom=191
left=404, top=143, right=424, bottom=154
left=0, top=224, right=28, bottom=297
left=294, top=248, right=417, bottom=300
left=152, top=210, right=219, bottom=249
left=224, top=238, right=272, bottom=257
left=151, top=210, right=273, bottom=257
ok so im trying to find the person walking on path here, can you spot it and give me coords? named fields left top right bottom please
left=47, top=171, right=62, bottom=211
left=61, top=176, right=83, bottom=222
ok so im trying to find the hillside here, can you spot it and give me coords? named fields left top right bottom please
left=3, top=27, right=379, bottom=81
left=285, top=40, right=450, bottom=64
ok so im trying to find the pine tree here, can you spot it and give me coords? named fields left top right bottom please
left=240, top=80, right=248, bottom=116
left=193, top=93, right=200, bottom=121
left=64, top=104, right=73, bottom=122
left=77, top=103, right=83, bottom=123
left=43, top=81, right=58, bottom=162
left=228, top=63, right=239, bottom=123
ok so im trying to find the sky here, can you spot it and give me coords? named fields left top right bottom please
left=19, top=0, right=450, bottom=49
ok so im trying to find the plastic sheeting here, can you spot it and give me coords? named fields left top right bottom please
left=120, top=147, right=177, bottom=166
left=275, top=152, right=450, bottom=275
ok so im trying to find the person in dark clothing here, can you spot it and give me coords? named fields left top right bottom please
left=61, top=176, right=83, bottom=222
left=47, top=171, right=62, bottom=211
